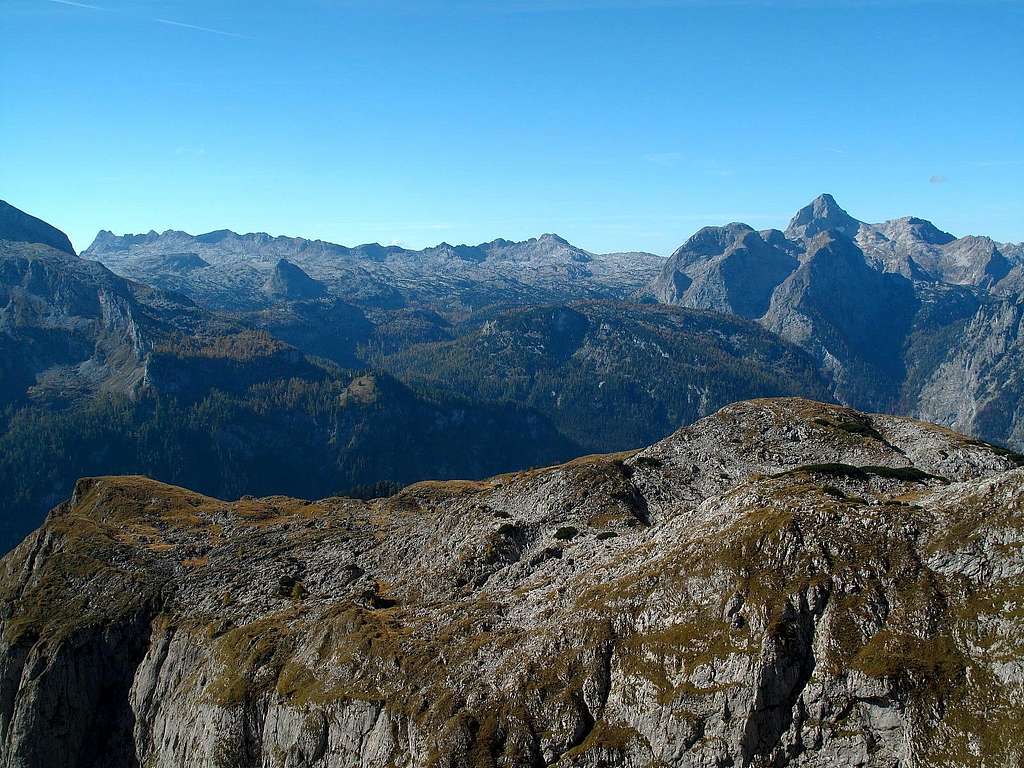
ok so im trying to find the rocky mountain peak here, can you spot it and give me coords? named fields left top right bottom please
left=658, top=224, right=758, bottom=278
left=522, top=232, right=591, bottom=263
left=651, top=223, right=798, bottom=316
left=263, top=258, right=326, bottom=300
left=877, top=216, right=956, bottom=246
left=193, top=229, right=237, bottom=244
left=0, top=200, right=76, bottom=256
left=687, top=223, right=755, bottom=252
left=785, top=193, right=862, bottom=241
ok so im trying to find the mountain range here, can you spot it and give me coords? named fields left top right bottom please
left=2, top=195, right=1023, bottom=552
left=650, top=194, right=1024, bottom=416
left=0, top=204, right=582, bottom=550
left=77, top=194, right=1024, bottom=447
left=3, top=195, right=1024, bottom=765
left=83, top=227, right=664, bottom=314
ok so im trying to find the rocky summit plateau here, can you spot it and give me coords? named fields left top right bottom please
left=2, top=398, right=1023, bottom=767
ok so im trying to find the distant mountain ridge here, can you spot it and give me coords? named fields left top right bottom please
left=647, top=194, right=1024, bottom=441
left=5, top=195, right=1024, bottom=554
left=653, top=193, right=1022, bottom=311
left=0, top=203, right=578, bottom=551
left=16, top=196, right=1024, bottom=447
left=84, top=228, right=665, bottom=314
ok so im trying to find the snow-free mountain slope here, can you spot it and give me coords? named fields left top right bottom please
left=83, top=228, right=665, bottom=314
left=0, top=200, right=76, bottom=257
left=2, top=398, right=1022, bottom=767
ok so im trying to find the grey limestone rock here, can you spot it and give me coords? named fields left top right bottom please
left=2, top=398, right=1022, bottom=767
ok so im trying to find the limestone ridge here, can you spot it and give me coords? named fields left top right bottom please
left=1, top=397, right=1022, bottom=767
left=81, top=227, right=665, bottom=312
left=651, top=194, right=1024, bottom=444
left=0, top=200, right=76, bottom=256
left=651, top=225, right=799, bottom=318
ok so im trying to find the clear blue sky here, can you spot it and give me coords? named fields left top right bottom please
left=3, top=1, right=1022, bottom=254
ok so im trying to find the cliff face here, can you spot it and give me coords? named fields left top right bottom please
left=650, top=196, right=1024, bottom=448
left=2, top=398, right=1024, bottom=768
left=909, top=294, right=1024, bottom=449
left=0, top=238, right=211, bottom=409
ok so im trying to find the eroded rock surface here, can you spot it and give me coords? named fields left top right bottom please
left=2, top=398, right=1023, bottom=767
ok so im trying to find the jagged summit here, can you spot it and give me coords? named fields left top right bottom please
left=785, top=193, right=863, bottom=240
left=0, top=200, right=76, bottom=256
left=81, top=224, right=662, bottom=311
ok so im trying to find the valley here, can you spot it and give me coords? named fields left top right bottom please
left=2, top=195, right=1022, bottom=553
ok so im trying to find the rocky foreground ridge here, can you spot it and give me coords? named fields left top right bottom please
left=2, top=398, right=1024, bottom=767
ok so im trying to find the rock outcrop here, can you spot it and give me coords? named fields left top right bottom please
left=650, top=225, right=799, bottom=318
left=2, top=398, right=1022, bottom=767
left=263, top=259, right=327, bottom=301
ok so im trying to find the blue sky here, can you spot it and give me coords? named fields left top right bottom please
left=3, top=0, right=1022, bottom=254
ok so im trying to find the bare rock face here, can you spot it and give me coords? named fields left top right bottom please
left=2, top=398, right=1023, bottom=767
left=911, top=294, right=1024, bottom=447
left=784, top=194, right=863, bottom=241
left=761, top=233, right=918, bottom=410
left=651, top=225, right=799, bottom=319
left=651, top=195, right=1024, bottom=450
left=0, top=239, right=208, bottom=408
left=263, top=259, right=327, bottom=301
